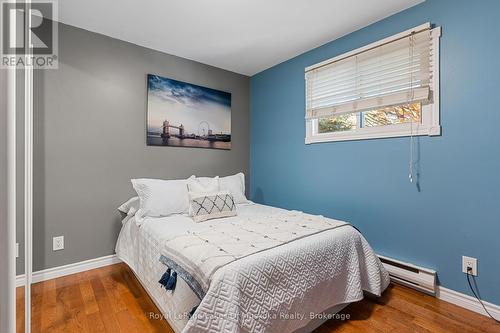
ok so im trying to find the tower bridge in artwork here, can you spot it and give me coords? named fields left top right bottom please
left=161, top=120, right=185, bottom=138
left=160, top=119, right=230, bottom=142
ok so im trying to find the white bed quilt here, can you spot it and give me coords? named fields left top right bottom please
left=160, top=210, right=354, bottom=296
left=159, top=206, right=390, bottom=333
left=116, top=203, right=389, bottom=333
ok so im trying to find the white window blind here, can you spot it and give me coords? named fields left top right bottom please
left=305, top=26, right=434, bottom=120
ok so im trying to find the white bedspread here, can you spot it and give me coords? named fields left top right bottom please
left=160, top=210, right=353, bottom=298
left=116, top=213, right=201, bottom=332
left=116, top=203, right=389, bottom=333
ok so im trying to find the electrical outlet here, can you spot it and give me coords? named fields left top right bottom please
left=53, top=236, right=64, bottom=251
left=16, top=243, right=19, bottom=258
left=462, top=256, right=477, bottom=276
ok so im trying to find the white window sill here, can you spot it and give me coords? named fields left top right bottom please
left=305, top=124, right=441, bottom=144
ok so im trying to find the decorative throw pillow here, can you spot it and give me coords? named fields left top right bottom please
left=189, top=191, right=237, bottom=222
left=219, top=173, right=247, bottom=204
left=187, top=175, right=219, bottom=193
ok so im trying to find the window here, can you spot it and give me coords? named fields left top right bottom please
left=305, top=23, right=441, bottom=144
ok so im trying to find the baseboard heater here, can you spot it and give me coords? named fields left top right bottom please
left=378, top=255, right=437, bottom=295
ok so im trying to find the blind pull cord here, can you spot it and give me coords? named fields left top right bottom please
left=408, top=32, right=415, bottom=184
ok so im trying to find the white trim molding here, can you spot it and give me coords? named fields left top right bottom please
left=437, top=286, right=500, bottom=320
left=6, top=43, right=17, bottom=333
left=14, top=254, right=500, bottom=322
left=16, top=254, right=121, bottom=287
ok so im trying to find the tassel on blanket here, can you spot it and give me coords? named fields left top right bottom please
left=158, top=268, right=171, bottom=288
left=188, top=305, right=198, bottom=319
left=165, top=271, right=177, bottom=290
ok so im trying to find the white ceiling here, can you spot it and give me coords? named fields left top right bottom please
left=58, top=0, right=423, bottom=76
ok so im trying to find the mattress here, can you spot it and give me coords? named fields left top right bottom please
left=115, top=202, right=389, bottom=333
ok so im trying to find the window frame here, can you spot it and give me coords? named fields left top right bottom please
left=305, top=24, right=441, bottom=144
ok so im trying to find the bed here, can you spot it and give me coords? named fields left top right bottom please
left=115, top=201, right=389, bottom=333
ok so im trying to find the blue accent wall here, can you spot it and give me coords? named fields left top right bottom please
left=250, top=0, right=500, bottom=304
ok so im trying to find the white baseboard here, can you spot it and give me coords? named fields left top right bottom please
left=15, top=255, right=500, bottom=322
left=437, top=286, right=500, bottom=320
left=16, top=254, right=121, bottom=287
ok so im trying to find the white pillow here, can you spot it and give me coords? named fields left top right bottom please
left=187, top=175, right=219, bottom=193
left=131, top=178, right=189, bottom=224
left=117, top=196, right=140, bottom=216
left=219, top=173, right=247, bottom=204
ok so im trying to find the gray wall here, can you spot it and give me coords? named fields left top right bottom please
left=18, top=23, right=250, bottom=273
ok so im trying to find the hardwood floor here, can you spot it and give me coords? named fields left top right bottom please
left=16, top=263, right=500, bottom=333
left=17, top=263, right=173, bottom=333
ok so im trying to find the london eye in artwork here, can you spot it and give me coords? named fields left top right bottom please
left=147, top=74, right=231, bottom=150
